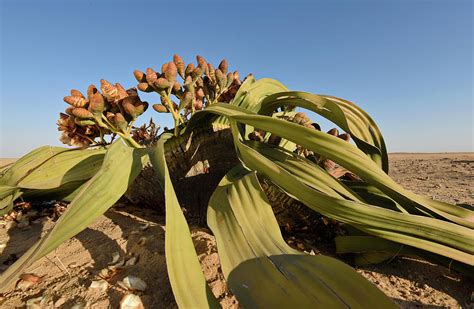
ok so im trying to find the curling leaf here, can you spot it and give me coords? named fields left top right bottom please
left=0, top=141, right=144, bottom=291
left=148, top=134, right=219, bottom=308
left=208, top=166, right=396, bottom=308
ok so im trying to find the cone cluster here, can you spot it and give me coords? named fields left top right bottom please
left=58, top=80, right=148, bottom=146
left=134, top=55, right=243, bottom=121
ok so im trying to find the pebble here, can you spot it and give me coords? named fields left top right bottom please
left=54, top=297, right=66, bottom=307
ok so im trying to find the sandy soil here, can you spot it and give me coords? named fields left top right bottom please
left=0, top=153, right=473, bottom=308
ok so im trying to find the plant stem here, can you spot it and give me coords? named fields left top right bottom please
left=117, top=132, right=142, bottom=148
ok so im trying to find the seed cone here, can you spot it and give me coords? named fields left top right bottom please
left=133, top=70, right=146, bottom=83
left=185, top=63, right=195, bottom=76
left=173, top=54, right=185, bottom=79
left=338, top=133, right=350, bottom=142
left=311, top=123, right=321, bottom=131
left=233, top=71, right=241, bottom=85
left=172, top=81, right=181, bottom=93
left=155, top=78, right=172, bottom=90
left=196, top=55, right=207, bottom=70
left=89, top=93, right=105, bottom=115
left=87, top=85, right=98, bottom=98
left=218, top=59, right=228, bottom=74
left=153, top=104, right=168, bottom=113
left=114, top=112, right=127, bottom=132
left=206, top=63, right=216, bottom=83
left=181, top=91, right=194, bottom=108
left=195, top=88, right=205, bottom=99
left=126, top=88, right=138, bottom=96
left=165, top=62, right=177, bottom=82
left=134, top=102, right=148, bottom=116
left=100, top=79, right=119, bottom=101
left=146, top=68, right=158, bottom=84
left=116, top=83, right=129, bottom=100
left=215, top=69, right=226, bottom=90
left=122, top=97, right=139, bottom=117
left=293, top=112, right=311, bottom=125
left=64, top=96, right=87, bottom=108
left=327, top=128, right=339, bottom=136
left=191, top=67, right=203, bottom=80
left=65, top=106, right=75, bottom=115
left=72, top=107, right=94, bottom=119
left=225, top=72, right=234, bottom=88
left=138, top=82, right=153, bottom=92
left=161, top=62, right=168, bottom=74
left=106, top=112, right=115, bottom=122
left=70, top=89, right=84, bottom=98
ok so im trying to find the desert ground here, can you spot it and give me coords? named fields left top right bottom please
left=0, top=153, right=473, bottom=308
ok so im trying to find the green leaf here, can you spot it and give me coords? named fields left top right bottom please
left=190, top=104, right=474, bottom=265
left=0, top=146, right=69, bottom=186
left=0, top=185, right=22, bottom=216
left=208, top=166, right=396, bottom=308
left=0, top=141, right=145, bottom=291
left=216, top=105, right=474, bottom=228
left=259, top=91, right=389, bottom=172
left=212, top=76, right=289, bottom=127
left=247, top=141, right=363, bottom=202
left=22, top=180, right=88, bottom=202
left=335, top=235, right=474, bottom=277
left=148, top=134, right=219, bottom=308
left=16, top=148, right=105, bottom=189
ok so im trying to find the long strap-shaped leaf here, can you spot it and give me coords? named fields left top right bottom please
left=16, top=149, right=105, bottom=189
left=194, top=104, right=474, bottom=228
left=335, top=235, right=474, bottom=277
left=207, top=166, right=396, bottom=308
left=0, top=147, right=106, bottom=216
left=0, top=141, right=145, bottom=291
left=259, top=91, right=389, bottom=172
left=0, top=185, right=22, bottom=215
left=188, top=106, right=474, bottom=264
left=0, top=146, right=69, bottom=186
left=213, top=76, right=289, bottom=127
left=148, top=135, right=219, bottom=308
left=235, top=135, right=474, bottom=264
left=249, top=141, right=363, bottom=202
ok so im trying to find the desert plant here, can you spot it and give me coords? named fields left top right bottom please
left=0, top=55, right=472, bottom=307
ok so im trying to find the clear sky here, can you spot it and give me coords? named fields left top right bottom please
left=0, top=0, right=472, bottom=157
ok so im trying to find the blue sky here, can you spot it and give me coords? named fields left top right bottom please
left=1, top=0, right=472, bottom=157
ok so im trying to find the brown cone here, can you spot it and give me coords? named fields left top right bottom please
left=138, top=82, right=153, bottom=92
left=114, top=113, right=128, bottom=132
left=72, top=107, right=94, bottom=119
left=133, top=70, right=146, bottom=83
left=218, top=59, right=228, bottom=75
left=338, top=133, right=350, bottom=142
left=64, top=96, right=87, bottom=108
left=89, top=93, right=105, bottom=115
left=70, top=89, right=84, bottom=98
left=153, top=104, right=168, bottom=113
left=146, top=68, right=158, bottom=84
left=173, top=54, right=185, bottom=79
left=100, top=79, right=119, bottom=101
left=185, top=63, right=195, bottom=76
left=165, top=62, right=177, bottom=83
left=196, top=55, right=207, bottom=70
